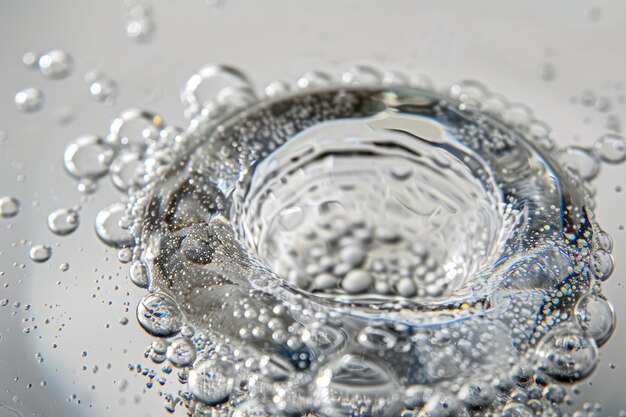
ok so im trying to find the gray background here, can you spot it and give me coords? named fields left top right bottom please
left=0, top=1, right=625, bottom=416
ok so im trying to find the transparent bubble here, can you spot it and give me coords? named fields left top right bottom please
left=481, top=93, right=509, bottom=115
left=382, top=69, right=410, bottom=87
left=576, top=294, right=616, bottom=347
left=110, top=151, right=144, bottom=191
left=87, top=74, right=119, bottom=105
left=0, top=196, right=20, bottom=218
left=136, top=292, right=182, bottom=337
left=47, top=208, right=80, bottom=236
left=450, top=80, right=488, bottom=105
left=556, top=146, right=599, bottom=181
left=125, top=18, right=154, bottom=41
left=107, top=109, right=164, bottom=150
left=296, top=70, right=334, bottom=89
left=166, top=338, right=196, bottom=367
left=22, top=52, right=39, bottom=69
left=63, top=135, right=114, bottom=179
left=501, top=103, right=533, bottom=127
left=38, top=50, right=73, bottom=79
left=95, top=203, right=133, bottom=248
left=594, top=133, right=626, bottom=164
left=15, top=88, right=45, bottom=113
left=129, top=260, right=150, bottom=288
left=188, top=360, right=235, bottom=405
left=264, top=80, right=291, bottom=98
left=29, top=245, right=52, bottom=263
left=591, top=249, right=614, bottom=281
left=181, top=64, right=253, bottom=119
left=341, top=64, right=383, bottom=85
left=535, top=328, right=598, bottom=383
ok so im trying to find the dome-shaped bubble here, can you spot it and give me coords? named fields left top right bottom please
left=575, top=294, right=616, bottom=347
left=534, top=328, right=598, bottom=383
left=136, top=292, right=183, bottom=337
left=188, top=359, right=236, bottom=405
left=63, top=135, right=114, bottom=179
left=594, top=133, right=626, bottom=164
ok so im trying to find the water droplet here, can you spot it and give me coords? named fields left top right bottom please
left=264, top=80, right=291, bottom=98
left=0, top=196, right=20, bottom=218
left=575, top=294, right=616, bottom=347
left=341, top=269, right=373, bottom=294
left=556, top=146, right=599, bottom=181
left=47, top=208, right=80, bottom=236
left=181, top=64, right=253, bottom=119
left=22, top=52, right=39, bottom=69
left=87, top=72, right=119, bottom=105
left=535, top=328, right=598, bottom=383
left=125, top=18, right=154, bottom=41
left=63, top=135, right=114, bottom=179
left=341, top=64, right=383, bottom=86
left=450, top=80, right=488, bottom=105
left=95, top=203, right=133, bottom=248
left=110, top=151, right=144, bottom=191
left=129, top=260, right=150, bottom=288
left=188, top=360, right=235, bottom=405
left=15, top=88, right=45, bottom=113
left=296, top=70, right=333, bottom=89
left=29, top=245, right=52, bottom=263
left=136, top=292, right=182, bottom=337
left=38, top=50, right=73, bottom=79
left=166, top=337, right=196, bottom=367
left=594, top=133, right=626, bottom=164
left=107, top=109, right=164, bottom=151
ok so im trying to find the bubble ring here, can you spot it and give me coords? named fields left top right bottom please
left=129, top=70, right=614, bottom=415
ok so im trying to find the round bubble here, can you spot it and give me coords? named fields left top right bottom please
left=95, top=203, right=133, bottom=248
left=188, top=360, right=235, bottom=405
left=29, top=245, right=52, bottom=263
left=594, top=133, right=626, bottom=164
left=0, top=196, right=20, bottom=218
left=47, top=208, right=80, bottom=236
left=575, top=294, right=616, bottom=347
left=535, top=328, right=598, bottom=383
left=15, top=88, right=44, bottom=113
left=38, top=50, right=73, bottom=79
left=64, top=135, right=114, bottom=179
left=136, top=292, right=183, bottom=337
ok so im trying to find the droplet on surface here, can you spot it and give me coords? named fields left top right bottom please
left=63, top=135, right=114, bottom=179
left=15, top=88, right=45, bottom=113
left=535, top=328, right=598, bottom=383
left=594, top=133, right=626, bottom=164
left=47, top=208, right=80, bottom=236
left=29, top=245, right=52, bottom=263
left=0, top=196, right=20, bottom=218
left=576, top=294, right=616, bottom=347
left=38, top=50, right=73, bottom=79
left=188, top=360, right=235, bottom=405
left=556, top=146, right=599, bottom=181
left=136, top=292, right=182, bottom=337
left=95, top=203, right=133, bottom=248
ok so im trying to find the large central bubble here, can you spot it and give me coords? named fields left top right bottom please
left=113, top=70, right=618, bottom=416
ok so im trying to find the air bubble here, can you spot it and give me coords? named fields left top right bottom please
left=63, top=135, right=114, bottom=179
left=0, top=196, right=20, bottom=218
left=296, top=70, right=333, bottom=89
left=129, top=260, right=150, bottom=288
left=575, top=294, right=616, bottom=347
left=181, top=64, right=253, bottom=120
left=556, top=146, right=599, bottom=181
left=136, top=292, right=182, bottom=337
left=341, top=64, right=383, bottom=86
left=95, top=203, right=133, bottom=248
left=166, top=338, right=196, bottom=367
left=47, top=208, right=80, bottom=236
left=594, top=133, right=626, bottom=164
left=29, top=245, right=52, bottom=263
left=188, top=360, right=235, bottom=405
left=107, top=109, right=164, bottom=151
left=15, top=88, right=45, bottom=113
left=38, top=50, right=73, bottom=79
left=87, top=72, right=119, bottom=105
left=535, top=329, right=598, bottom=383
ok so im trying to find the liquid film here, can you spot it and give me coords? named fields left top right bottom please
left=70, top=65, right=622, bottom=416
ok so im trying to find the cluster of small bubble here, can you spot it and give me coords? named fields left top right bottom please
left=57, top=63, right=624, bottom=416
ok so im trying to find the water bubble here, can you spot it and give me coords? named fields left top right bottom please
left=38, top=50, right=73, bottom=79
left=341, top=269, right=373, bottom=294
left=63, top=135, right=114, bottom=179
left=95, top=203, right=133, bottom=248
left=166, top=338, right=196, bottom=367
left=594, top=133, right=626, bottom=164
left=22, top=52, right=39, bottom=69
left=296, top=70, right=333, bottom=89
left=188, top=360, right=235, bottom=405
left=264, top=80, right=291, bottom=98
left=341, top=64, right=383, bottom=85
left=87, top=73, right=119, bottom=105
left=117, top=248, right=132, bottom=263
left=556, top=146, right=599, bottom=181
left=535, top=328, right=598, bottom=383
left=126, top=18, right=154, bottom=41
left=502, top=103, right=533, bottom=127
left=181, top=64, right=253, bottom=119
left=129, top=260, right=150, bottom=288
left=29, top=245, right=52, bottom=263
left=136, top=292, right=182, bottom=337
left=575, top=294, right=616, bottom=347
left=316, top=354, right=400, bottom=417
left=47, top=208, right=80, bottom=236
left=15, top=88, right=45, bottom=113
left=110, top=151, right=144, bottom=191
left=591, top=249, right=614, bottom=281
left=107, top=109, right=164, bottom=151
left=0, top=196, right=20, bottom=218
left=450, top=80, right=488, bottom=105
